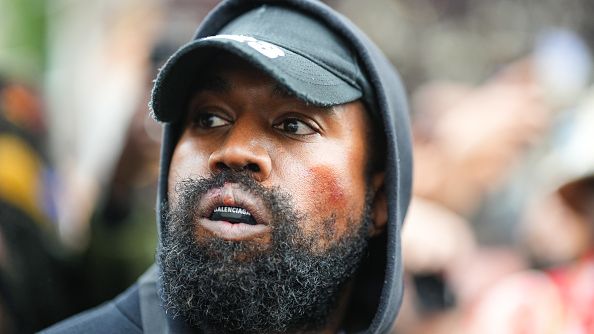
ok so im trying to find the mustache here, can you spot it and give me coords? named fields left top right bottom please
left=175, top=170, right=268, bottom=196
left=169, top=170, right=298, bottom=229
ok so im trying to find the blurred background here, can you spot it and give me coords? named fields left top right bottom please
left=1, top=0, right=593, bottom=333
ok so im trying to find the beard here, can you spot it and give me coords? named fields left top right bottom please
left=158, top=171, right=371, bottom=333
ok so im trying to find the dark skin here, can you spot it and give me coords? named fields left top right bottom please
left=168, top=53, right=387, bottom=254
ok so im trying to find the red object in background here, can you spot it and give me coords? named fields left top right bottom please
left=547, top=252, right=594, bottom=334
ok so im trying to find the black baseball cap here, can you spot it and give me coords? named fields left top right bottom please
left=150, top=4, right=373, bottom=123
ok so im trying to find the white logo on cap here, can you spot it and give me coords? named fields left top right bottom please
left=206, top=34, right=285, bottom=59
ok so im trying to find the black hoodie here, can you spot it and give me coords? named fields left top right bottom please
left=42, top=1, right=412, bottom=333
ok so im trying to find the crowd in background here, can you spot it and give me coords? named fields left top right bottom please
left=1, top=0, right=593, bottom=333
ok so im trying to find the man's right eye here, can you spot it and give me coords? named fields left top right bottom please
left=191, top=113, right=229, bottom=129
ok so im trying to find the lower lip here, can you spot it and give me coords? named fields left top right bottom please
left=198, top=218, right=271, bottom=241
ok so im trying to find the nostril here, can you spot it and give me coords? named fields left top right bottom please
left=246, top=163, right=260, bottom=173
left=215, top=162, right=230, bottom=171
left=214, top=161, right=260, bottom=173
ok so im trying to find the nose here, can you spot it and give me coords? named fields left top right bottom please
left=208, top=126, right=272, bottom=181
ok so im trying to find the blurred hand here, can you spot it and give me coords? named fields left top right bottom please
left=413, top=59, right=552, bottom=215
left=402, top=197, right=475, bottom=274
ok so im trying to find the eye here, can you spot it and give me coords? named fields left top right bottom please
left=191, top=112, right=230, bottom=129
left=273, top=118, right=317, bottom=135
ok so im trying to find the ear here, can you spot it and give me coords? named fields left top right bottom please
left=369, top=171, right=387, bottom=237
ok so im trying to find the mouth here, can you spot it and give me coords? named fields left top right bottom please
left=210, top=206, right=258, bottom=225
left=196, top=184, right=272, bottom=241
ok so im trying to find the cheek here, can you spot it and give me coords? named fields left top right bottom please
left=276, top=141, right=368, bottom=225
left=292, top=162, right=366, bottom=239
left=168, top=138, right=211, bottom=200
left=307, top=166, right=347, bottom=208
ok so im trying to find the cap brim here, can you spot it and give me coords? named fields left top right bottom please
left=150, top=35, right=362, bottom=123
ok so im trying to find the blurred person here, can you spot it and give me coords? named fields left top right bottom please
left=78, top=42, right=167, bottom=307
left=412, top=58, right=551, bottom=217
left=42, top=1, right=413, bottom=333
left=393, top=56, right=557, bottom=333
left=395, top=197, right=527, bottom=334
left=462, top=87, right=594, bottom=334
left=46, top=1, right=165, bottom=252
left=520, top=90, right=594, bottom=267
left=394, top=197, right=475, bottom=334
left=463, top=177, right=594, bottom=334
left=0, top=79, right=73, bottom=332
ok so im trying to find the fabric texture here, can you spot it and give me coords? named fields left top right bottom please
left=43, top=0, right=412, bottom=333
left=40, top=284, right=142, bottom=334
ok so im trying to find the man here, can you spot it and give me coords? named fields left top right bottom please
left=43, top=0, right=412, bottom=333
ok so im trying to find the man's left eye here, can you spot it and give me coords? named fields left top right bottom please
left=273, top=118, right=316, bottom=135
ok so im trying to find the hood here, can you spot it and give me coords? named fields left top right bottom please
left=151, top=1, right=412, bottom=333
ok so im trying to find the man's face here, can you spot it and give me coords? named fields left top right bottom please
left=160, top=53, right=385, bottom=333
left=168, top=54, right=378, bottom=251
